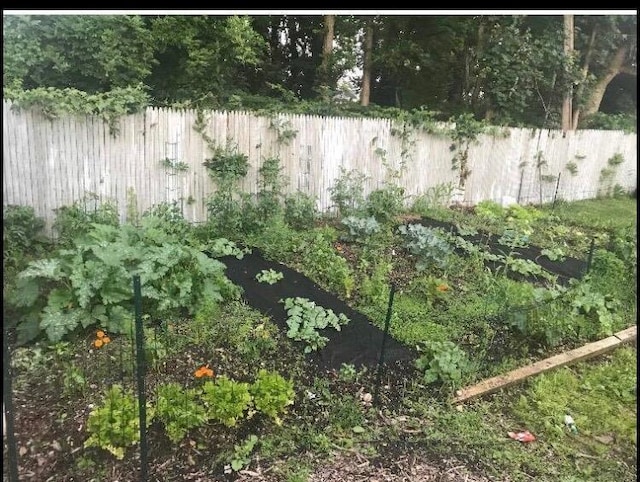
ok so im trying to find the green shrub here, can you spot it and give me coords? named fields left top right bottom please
left=8, top=219, right=240, bottom=343
left=53, top=198, right=119, bottom=244
left=365, top=186, right=405, bottom=223
left=329, top=167, right=368, bottom=217
left=341, top=215, right=381, bottom=242
left=284, top=192, right=318, bottom=230
left=298, top=228, right=355, bottom=298
left=3, top=205, right=47, bottom=272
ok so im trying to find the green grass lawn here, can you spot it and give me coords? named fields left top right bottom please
left=541, top=196, right=637, bottom=230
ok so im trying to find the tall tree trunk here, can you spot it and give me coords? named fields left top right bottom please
left=360, top=18, right=373, bottom=107
left=562, top=14, right=574, bottom=131
left=581, top=44, right=630, bottom=120
left=469, top=21, right=485, bottom=109
left=319, top=14, right=335, bottom=90
left=572, top=24, right=598, bottom=130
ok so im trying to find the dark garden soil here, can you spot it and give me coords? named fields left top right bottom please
left=416, top=216, right=588, bottom=284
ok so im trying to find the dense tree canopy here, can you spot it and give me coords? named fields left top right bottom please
left=2, top=12, right=636, bottom=130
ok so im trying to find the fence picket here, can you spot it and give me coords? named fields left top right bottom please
left=2, top=101, right=637, bottom=232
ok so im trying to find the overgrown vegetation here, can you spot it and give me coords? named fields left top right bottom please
left=2, top=193, right=636, bottom=481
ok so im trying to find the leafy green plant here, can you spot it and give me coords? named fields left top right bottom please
left=410, top=183, right=455, bottom=213
left=84, top=384, right=154, bottom=459
left=299, top=228, right=355, bottom=298
left=8, top=218, right=239, bottom=343
left=474, top=200, right=506, bottom=222
left=159, top=157, right=189, bottom=172
left=568, top=279, right=621, bottom=338
left=203, top=140, right=252, bottom=235
left=62, top=364, right=87, bottom=397
left=4, top=85, right=150, bottom=134
left=341, top=216, right=381, bottom=242
left=565, top=161, right=578, bottom=176
left=365, top=185, right=405, bottom=224
left=284, top=192, right=318, bottom=230
left=497, top=227, right=530, bottom=250
left=268, top=114, right=298, bottom=145
left=280, top=297, right=350, bottom=353
left=607, top=153, right=625, bottom=167
left=397, top=224, right=453, bottom=271
left=329, top=167, right=368, bottom=217
left=249, top=369, right=295, bottom=425
left=407, top=275, right=453, bottom=308
left=359, top=257, right=393, bottom=306
left=256, top=157, right=287, bottom=220
left=155, top=382, right=207, bottom=443
left=504, top=204, right=545, bottom=234
left=337, top=363, right=358, bottom=382
left=142, top=201, right=191, bottom=237
left=201, top=376, right=253, bottom=427
left=539, top=247, right=567, bottom=262
left=414, top=341, right=472, bottom=389
left=203, top=141, right=250, bottom=186
left=235, top=319, right=279, bottom=364
left=582, top=112, right=637, bottom=133
left=448, top=113, right=487, bottom=188
left=3, top=205, right=47, bottom=273
left=52, top=197, right=119, bottom=245
left=204, top=237, right=250, bottom=259
left=226, top=434, right=259, bottom=473
left=255, top=269, right=284, bottom=285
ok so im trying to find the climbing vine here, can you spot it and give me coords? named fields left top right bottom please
left=447, top=114, right=494, bottom=189
left=267, top=114, right=298, bottom=147
left=4, top=85, right=150, bottom=136
left=598, top=153, right=625, bottom=197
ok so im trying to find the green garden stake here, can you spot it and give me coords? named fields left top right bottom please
left=585, top=237, right=596, bottom=275
left=3, top=325, right=19, bottom=482
left=552, top=172, right=561, bottom=210
left=373, top=283, right=396, bottom=408
left=133, top=275, right=148, bottom=481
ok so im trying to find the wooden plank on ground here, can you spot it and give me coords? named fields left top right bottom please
left=454, top=325, right=637, bottom=404
left=614, top=326, right=638, bottom=343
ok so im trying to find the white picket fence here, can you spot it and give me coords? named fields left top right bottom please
left=2, top=101, right=637, bottom=231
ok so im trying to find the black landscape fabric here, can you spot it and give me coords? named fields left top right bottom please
left=219, top=249, right=417, bottom=371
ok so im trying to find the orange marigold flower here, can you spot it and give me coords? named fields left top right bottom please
left=96, top=330, right=106, bottom=339
left=436, top=284, right=449, bottom=292
left=102, top=336, right=111, bottom=345
left=93, top=339, right=104, bottom=348
left=194, top=365, right=214, bottom=378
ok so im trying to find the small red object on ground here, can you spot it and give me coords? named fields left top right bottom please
left=507, top=430, right=536, bottom=443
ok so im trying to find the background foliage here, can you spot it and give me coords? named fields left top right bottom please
left=3, top=13, right=636, bottom=130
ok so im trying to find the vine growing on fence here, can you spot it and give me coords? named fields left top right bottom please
left=4, top=85, right=150, bottom=135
